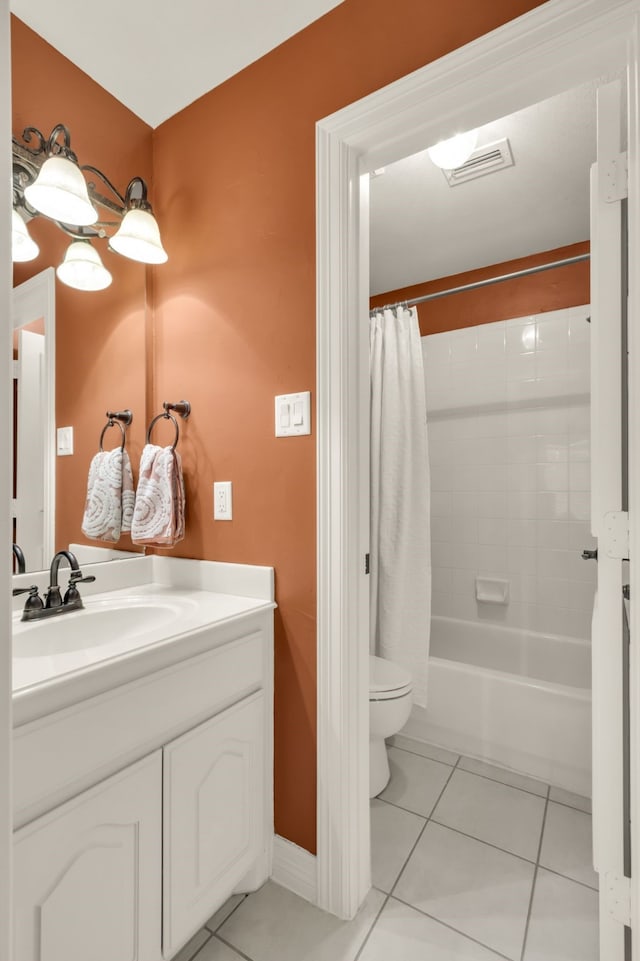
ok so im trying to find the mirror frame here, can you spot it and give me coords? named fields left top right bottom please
left=11, top=266, right=55, bottom=566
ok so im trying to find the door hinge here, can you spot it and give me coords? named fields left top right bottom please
left=603, top=151, right=628, bottom=202
left=605, top=873, right=632, bottom=926
left=602, top=511, right=629, bottom=559
left=365, top=553, right=370, bottom=575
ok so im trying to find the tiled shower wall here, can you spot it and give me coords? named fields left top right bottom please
left=423, top=304, right=595, bottom=640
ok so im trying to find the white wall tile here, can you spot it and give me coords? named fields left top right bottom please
left=569, top=462, right=590, bottom=492
left=423, top=306, right=591, bottom=643
left=536, top=435, right=569, bottom=463
left=507, top=435, right=537, bottom=464
left=508, top=519, right=538, bottom=548
left=430, top=492, right=452, bottom=517
left=536, top=462, right=569, bottom=492
left=477, top=518, right=508, bottom=546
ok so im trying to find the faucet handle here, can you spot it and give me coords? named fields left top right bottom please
left=12, top=586, right=44, bottom=611
left=69, top=571, right=96, bottom=585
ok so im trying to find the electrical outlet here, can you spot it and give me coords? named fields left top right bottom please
left=213, top=481, right=232, bottom=520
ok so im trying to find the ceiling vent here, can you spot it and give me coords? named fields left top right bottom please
left=442, top=138, right=514, bottom=186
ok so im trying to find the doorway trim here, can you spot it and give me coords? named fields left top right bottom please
left=316, top=0, right=640, bottom=922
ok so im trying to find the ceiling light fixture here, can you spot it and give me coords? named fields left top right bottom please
left=427, top=129, right=478, bottom=170
left=12, top=123, right=168, bottom=288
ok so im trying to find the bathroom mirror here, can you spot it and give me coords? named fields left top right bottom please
left=11, top=14, right=151, bottom=573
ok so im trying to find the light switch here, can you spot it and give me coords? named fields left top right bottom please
left=275, top=392, right=311, bottom=437
left=57, top=426, right=74, bottom=456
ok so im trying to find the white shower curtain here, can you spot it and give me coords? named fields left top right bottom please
left=370, top=306, right=431, bottom=707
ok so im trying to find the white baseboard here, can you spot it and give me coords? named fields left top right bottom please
left=271, top=835, right=318, bottom=905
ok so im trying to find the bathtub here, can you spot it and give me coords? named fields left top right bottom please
left=403, top=615, right=592, bottom=796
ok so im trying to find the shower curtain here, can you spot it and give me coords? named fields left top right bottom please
left=370, top=305, right=431, bottom=707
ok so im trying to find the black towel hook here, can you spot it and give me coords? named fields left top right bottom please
left=99, top=409, right=133, bottom=451
left=146, top=400, right=191, bottom=450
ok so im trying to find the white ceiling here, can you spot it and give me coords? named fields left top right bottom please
left=369, top=80, right=606, bottom=296
left=10, top=0, right=344, bottom=128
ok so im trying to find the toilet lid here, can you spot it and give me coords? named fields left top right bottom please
left=369, top=655, right=412, bottom=694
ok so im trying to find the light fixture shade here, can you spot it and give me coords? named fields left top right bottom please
left=24, top=156, right=98, bottom=226
left=56, top=240, right=112, bottom=291
left=427, top=130, right=478, bottom=169
left=110, top=207, right=168, bottom=264
left=12, top=209, right=39, bottom=262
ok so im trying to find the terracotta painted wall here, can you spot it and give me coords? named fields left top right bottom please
left=370, top=241, right=591, bottom=336
left=11, top=18, right=153, bottom=556
left=151, top=0, right=546, bottom=854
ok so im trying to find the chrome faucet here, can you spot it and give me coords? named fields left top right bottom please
left=15, top=550, right=96, bottom=622
left=12, top=543, right=26, bottom=575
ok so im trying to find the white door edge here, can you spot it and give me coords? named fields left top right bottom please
left=316, top=0, right=640, bottom=925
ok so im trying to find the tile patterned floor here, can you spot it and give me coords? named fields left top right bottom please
left=179, top=736, right=599, bottom=961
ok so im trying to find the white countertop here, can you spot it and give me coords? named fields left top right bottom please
left=12, top=557, right=275, bottom=726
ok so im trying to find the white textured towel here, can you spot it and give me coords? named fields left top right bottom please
left=81, top=448, right=135, bottom=542
left=131, top=444, right=185, bottom=547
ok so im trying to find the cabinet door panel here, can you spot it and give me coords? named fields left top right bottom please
left=163, top=692, right=265, bottom=957
left=14, top=753, right=162, bottom=961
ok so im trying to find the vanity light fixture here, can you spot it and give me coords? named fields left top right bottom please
left=12, top=122, right=168, bottom=287
left=109, top=178, right=168, bottom=264
left=427, top=129, right=478, bottom=170
left=56, top=239, right=113, bottom=292
left=11, top=208, right=39, bottom=262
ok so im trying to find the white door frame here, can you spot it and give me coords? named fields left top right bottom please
left=0, top=4, right=13, bottom=959
left=11, top=267, right=57, bottom=569
left=316, top=0, right=640, bottom=923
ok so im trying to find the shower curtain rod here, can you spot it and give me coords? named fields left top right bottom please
left=371, top=253, right=590, bottom=313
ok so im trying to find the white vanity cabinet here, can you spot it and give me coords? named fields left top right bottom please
left=14, top=752, right=162, bottom=961
left=163, top=691, right=265, bottom=957
left=12, top=591, right=274, bottom=961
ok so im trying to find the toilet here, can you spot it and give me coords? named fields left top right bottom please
left=369, top=655, right=413, bottom=797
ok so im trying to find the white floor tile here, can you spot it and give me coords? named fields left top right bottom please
left=370, top=799, right=425, bottom=893
left=390, top=735, right=459, bottom=766
left=523, top=868, right=599, bottom=961
left=205, top=895, right=246, bottom=933
left=432, top=769, right=545, bottom=861
left=217, top=881, right=384, bottom=961
left=394, top=821, right=535, bottom=960
left=458, top=757, right=548, bottom=797
left=359, top=897, right=504, bottom=961
left=539, top=803, right=598, bottom=889
left=548, top=786, right=591, bottom=814
left=173, top=930, right=212, bottom=961
left=192, top=936, right=248, bottom=961
left=379, top=747, right=452, bottom=816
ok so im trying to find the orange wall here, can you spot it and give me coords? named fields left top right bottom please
left=11, top=18, right=153, bottom=556
left=151, top=0, right=546, bottom=853
left=370, top=241, right=591, bottom=336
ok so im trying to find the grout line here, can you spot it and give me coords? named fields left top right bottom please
left=386, top=756, right=460, bottom=899
left=374, top=795, right=432, bottom=818
left=184, top=931, right=213, bottom=961
left=215, top=933, right=257, bottom=961
left=388, top=743, right=456, bottom=770
left=205, top=895, right=248, bottom=934
left=389, top=740, right=460, bottom=767
left=519, top=785, right=550, bottom=961
left=428, top=818, right=539, bottom=866
left=546, top=796, right=592, bottom=815
left=390, top=894, right=513, bottom=961
left=455, top=764, right=549, bottom=802
left=536, top=864, right=599, bottom=893
left=353, top=889, right=392, bottom=961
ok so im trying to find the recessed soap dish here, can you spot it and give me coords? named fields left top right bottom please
left=475, top=577, right=509, bottom=605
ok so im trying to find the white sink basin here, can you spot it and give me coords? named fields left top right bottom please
left=13, top=594, right=198, bottom=658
